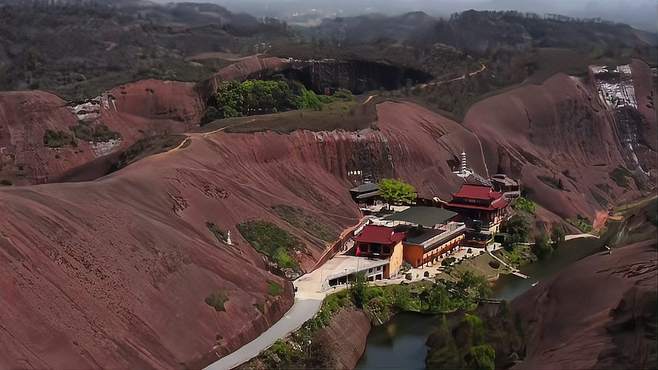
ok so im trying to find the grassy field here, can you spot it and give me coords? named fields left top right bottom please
left=198, top=99, right=376, bottom=134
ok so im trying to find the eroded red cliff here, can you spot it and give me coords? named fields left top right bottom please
left=512, top=238, right=657, bottom=370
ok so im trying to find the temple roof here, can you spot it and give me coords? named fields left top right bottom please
left=350, top=182, right=379, bottom=194
left=452, top=184, right=503, bottom=201
left=355, top=225, right=406, bottom=245
left=383, top=206, right=458, bottom=227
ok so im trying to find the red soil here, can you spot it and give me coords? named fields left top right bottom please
left=0, top=54, right=655, bottom=369
left=0, top=80, right=203, bottom=185
left=513, top=239, right=658, bottom=370
left=377, top=101, right=488, bottom=200
left=0, top=100, right=501, bottom=369
left=464, top=73, right=651, bottom=221
left=631, top=59, right=657, bottom=151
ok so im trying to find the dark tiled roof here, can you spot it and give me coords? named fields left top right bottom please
left=404, top=228, right=443, bottom=245
left=383, top=206, right=457, bottom=227
left=350, top=182, right=379, bottom=194
left=356, top=190, right=380, bottom=199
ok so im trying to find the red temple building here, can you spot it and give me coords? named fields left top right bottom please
left=445, top=183, right=510, bottom=234
left=353, top=225, right=406, bottom=278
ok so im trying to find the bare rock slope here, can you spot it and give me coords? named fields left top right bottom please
left=513, top=238, right=657, bottom=370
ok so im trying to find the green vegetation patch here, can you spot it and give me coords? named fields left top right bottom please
left=205, top=290, right=229, bottom=312
left=204, top=80, right=357, bottom=125
left=247, top=271, right=497, bottom=370
left=512, top=197, right=536, bottom=214
left=267, top=281, right=284, bottom=296
left=272, top=205, right=338, bottom=242
left=206, top=222, right=228, bottom=244
left=237, top=220, right=302, bottom=271
left=567, top=214, right=593, bottom=233
left=70, top=121, right=120, bottom=142
left=43, top=129, right=76, bottom=148
left=501, top=214, right=530, bottom=247
left=494, top=244, right=536, bottom=268
left=610, top=166, right=632, bottom=188
left=379, top=178, right=417, bottom=205
left=209, top=79, right=297, bottom=120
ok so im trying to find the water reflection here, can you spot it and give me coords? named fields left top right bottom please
left=356, top=236, right=607, bottom=369
left=355, top=313, right=439, bottom=370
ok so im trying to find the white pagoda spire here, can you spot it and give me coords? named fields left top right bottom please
left=455, top=151, right=472, bottom=178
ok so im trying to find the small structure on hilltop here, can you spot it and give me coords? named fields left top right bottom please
left=353, top=225, right=406, bottom=279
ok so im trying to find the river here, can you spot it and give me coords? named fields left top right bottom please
left=355, top=236, right=605, bottom=370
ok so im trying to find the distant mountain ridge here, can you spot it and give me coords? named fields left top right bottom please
left=306, top=9, right=655, bottom=55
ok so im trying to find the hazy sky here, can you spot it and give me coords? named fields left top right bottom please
left=173, top=0, right=655, bottom=31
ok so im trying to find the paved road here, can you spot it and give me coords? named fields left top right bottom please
left=204, top=297, right=322, bottom=370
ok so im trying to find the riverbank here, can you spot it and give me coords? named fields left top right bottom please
left=232, top=196, right=658, bottom=370
left=238, top=267, right=494, bottom=369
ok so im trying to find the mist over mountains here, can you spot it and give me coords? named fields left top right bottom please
left=166, top=0, right=655, bottom=31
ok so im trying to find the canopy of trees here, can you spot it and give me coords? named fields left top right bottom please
left=502, top=215, right=530, bottom=250
left=378, top=178, right=417, bottom=205
left=213, top=80, right=296, bottom=118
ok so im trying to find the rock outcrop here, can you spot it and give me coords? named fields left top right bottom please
left=464, top=71, right=655, bottom=220
left=311, top=308, right=371, bottom=369
left=512, top=238, right=657, bottom=370
left=0, top=80, right=204, bottom=185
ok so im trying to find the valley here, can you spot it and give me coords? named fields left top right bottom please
left=0, top=2, right=656, bottom=370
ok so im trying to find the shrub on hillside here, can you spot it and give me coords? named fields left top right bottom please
left=513, top=197, right=536, bottom=214
left=532, top=232, right=553, bottom=260
left=43, top=129, right=76, bottom=148
left=70, top=122, right=120, bottom=142
left=237, top=220, right=302, bottom=271
left=267, top=281, right=284, bottom=296
left=610, top=166, right=632, bottom=188
left=205, top=290, right=229, bottom=312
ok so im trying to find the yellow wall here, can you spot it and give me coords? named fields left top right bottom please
left=386, top=241, right=404, bottom=278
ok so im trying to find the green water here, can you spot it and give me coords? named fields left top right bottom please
left=355, top=236, right=607, bottom=369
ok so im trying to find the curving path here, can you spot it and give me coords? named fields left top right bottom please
left=204, top=297, right=322, bottom=370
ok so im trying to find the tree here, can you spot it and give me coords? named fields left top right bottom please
left=504, top=215, right=530, bottom=246
left=378, top=178, right=416, bottom=207
left=532, top=232, right=552, bottom=260
left=457, top=271, right=492, bottom=301
left=551, top=226, right=565, bottom=247
left=466, top=344, right=496, bottom=370
left=295, top=87, right=323, bottom=110
left=349, top=272, right=368, bottom=308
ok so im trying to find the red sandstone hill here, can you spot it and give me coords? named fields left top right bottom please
left=0, top=52, right=655, bottom=369
left=0, top=100, right=489, bottom=369
left=464, top=71, right=656, bottom=221
left=0, top=80, right=204, bottom=185
left=512, top=238, right=658, bottom=370
left=0, top=56, right=293, bottom=186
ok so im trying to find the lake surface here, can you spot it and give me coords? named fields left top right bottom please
left=491, top=237, right=603, bottom=300
left=355, top=236, right=605, bottom=369
left=355, top=312, right=439, bottom=370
